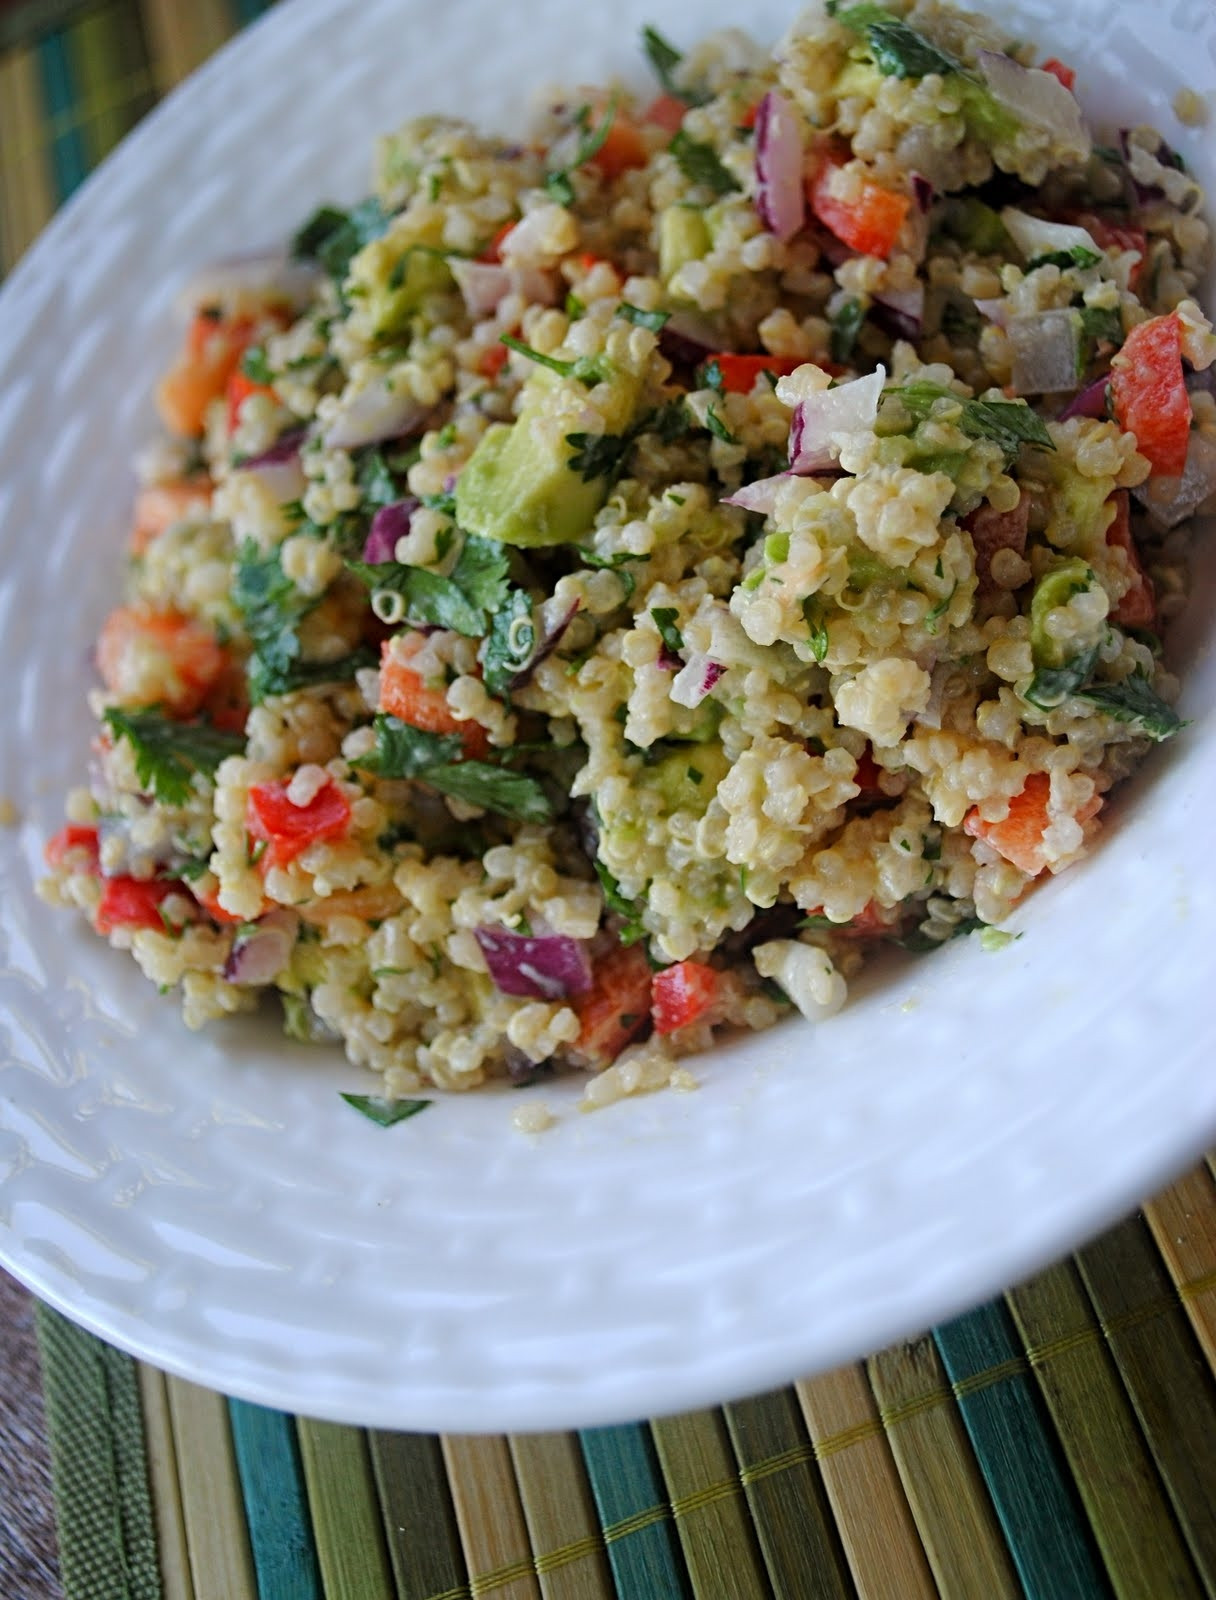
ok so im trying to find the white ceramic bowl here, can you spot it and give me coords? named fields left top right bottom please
left=0, top=0, right=1213, bottom=1432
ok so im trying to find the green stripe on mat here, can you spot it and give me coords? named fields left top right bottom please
left=35, top=1305, right=162, bottom=1600
left=66, top=2, right=155, bottom=172
left=934, top=1301, right=1111, bottom=1598
left=369, top=1431, right=470, bottom=1600
left=1007, top=1261, right=1204, bottom=1599
left=723, top=1389, right=854, bottom=1599
left=227, top=1400, right=323, bottom=1600
left=649, top=1410, right=771, bottom=1599
left=578, top=1425, right=691, bottom=1599
left=1076, top=1216, right=1216, bottom=1592
left=297, top=1419, right=394, bottom=1600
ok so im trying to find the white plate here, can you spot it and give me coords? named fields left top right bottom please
left=1, top=0, right=1214, bottom=1434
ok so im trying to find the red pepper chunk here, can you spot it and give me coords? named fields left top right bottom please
left=226, top=369, right=276, bottom=433
left=707, top=353, right=808, bottom=393
left=652, top=960, right=721, bottom=1035
left=809, top=155, right=909, bottom=261
left=573, top=944, right=653, bottom=1064
left=44, top=824, right=100, bottom=873
left=1110, top=313, right=1192, bottom=477
left=246, top=776, right=352, bottom=871
left=96, top=876, right=184, bottom=936
left=1040, top=57, right=1076, bottom=91
left=642, top=94, right=688, bottom=136
left=1104, top=490, right=1156, bottom=628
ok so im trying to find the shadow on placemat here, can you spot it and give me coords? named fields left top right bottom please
left=0, top=1272, right=60, bottom=1600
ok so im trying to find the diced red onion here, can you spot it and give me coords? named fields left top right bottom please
left=754, top=90, right=805, bottom=244
left=912, top=173, right=935, bottom=214
left=789, top=367, right=886, bottom=473
left=1134, top=433, right=1216, bottom=530
left=1059, top=375, right=1110, bottom=421
left=509, top=598, right=580, bottom=689
left=974, top=297, right=1010, bottom=327
left=363, top=498, right=419, bottom=564
left=656, top=645, right=682, bottom=672
left=244, top=426, right=308, bottom=468
left=670, top=654, right=725, bottom=708
left=1007, top=310, right=1080, bottom=395
left=977, top=51, right=1090, bottom=155
left=323, top=377, right=428, bottom=451
left=871, top=283, right=925, bottom=343
left=1000, top=207, right=1100, bottom=267
left=1119, top=129, right=1190, bottom=205
left=451, top=260, right=512, bottom=317
left=180, top=255, right=322, bottom=315
left=239, top=428, right=308, bottom=505
left=659, top=316, right=718, bottom=371
left=722, top=472, right=792, bottom=515
left=223, top=909, right=298, bottom=986
left=474, top=926, right=593, bottom=999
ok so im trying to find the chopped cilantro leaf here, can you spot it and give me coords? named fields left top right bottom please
left=232, top=541, right=313, bottom=702
left=802, top=596, right=829, bottom=662
left=544, top=98, right=619, bottom=206
left=650, top=606, right=684, bottom=655
left=291, top=197, right=391, bottom=283
left=669, top=130, right=740, bottom=195
left=641, top=24, right=709, bottom=105
left=699, top=358, right=724, bottom=395
left=830, top=298, right=865, bottom=365
left=1078, top=305, right=1123, bottom=352
left=1023, top=643, right=1099, bottom=709
left=499, top=334, right=609, bottom=386
left=1027, top=246, right=1103, bottom=271
left=1080, top=673, right=1185, bottom=740
left=348, top=559, right=483, bottom=636
left=102, top=708, right=243, bottom=806
left=482, top=588, right=536, bottom=697
left=355, top=716, right=463, bottom=778
left=355, top=445, right=402, bottom=507
left=864, top=16, right=962, bottom=79
left=565, top=430, right=634, bottom=483
left=704, top=403, right=738, bottom=444
left=578, top=548, right=639, bottom=601
left=239, top=345, right=274, bottom=386
left=619, top=302, right=671, bottom=331
left=595, top=860, right=648, bottom=944
left=888, top=381, right=1055, bottom=465
left=353, top=716, right=553, bottom=822
left=340, top=1093, right=431, bottom=1127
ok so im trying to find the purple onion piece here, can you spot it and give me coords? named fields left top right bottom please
left=243, top=426, right=308, bottom=469
left=870, top=284, right=925, bottom=343
left=976, top=50, right=1088, bottom=150
left=363, top=497, right=419, bottom=564
left=789, top=368, right=886, bottom=474
left=670, top=654, right=725, bottom=708
left=509, top=599, right=580, bottom=690
left=656, top=645, right=683, bottom=672
left=1007, top=309, right=1081, bottom=396
left=911, top=173, right=935, bottom=214
left=659, top=321, right=716, bottom=371
left=223, top=910, right=298, bottom=986
left=1134, top=433, right=1216, bottom=530
left=1058, top=374, right=1111, bottom=421
left=1118, top=128, right=1185, bottom=204
left=754, top=89, right=805, bottom=244
left=323, top=378, right=429, bottom=451
left=722, top=472, right=791, bottom=515
left=474, top=926, right=593, bottom=1000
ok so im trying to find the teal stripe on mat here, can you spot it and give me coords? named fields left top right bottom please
left=579, top=1424, right=692, bottom=1599
left=231, top=0, right=272, bottom=26
left=228, top=1400, right=323, bottom=1600
left=35, top=1305, right=162, bottom=1600
left=36, top=27, right=90, bottom=201
left=934, top=1302, right=1112, bottom=1599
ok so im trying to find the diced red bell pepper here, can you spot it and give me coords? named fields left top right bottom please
left=587, top=106, right=648, bottom=179
left=477, top=342, right=511, bottom=382
left=804, top=900, right=895, bottom=938
left=1104, top=490, right=1156, bottom=628
left=642, top=94, right=688, bottom=136
left=573, top=944, right=653, bottom=1064
left=964, top=774, right=1103, bottom=878
left=1040, top=57, right=1076, bottom=91
left=706, top=353, right=808, bottom=393
left=808, top=154, right=910, bottom=261
left=192, top=883, right=254, bottom=926
left=1110, top=313, right=1193, bottom=477
left=226, top=369, right=277, bottom=433
left=652, top=959, right=721, bottom=1035
left=379, top=634, right=490, bottom=758
left=246, top=776, right=352, bottom=871
left=853, top=747, right=883, bottom=794
left=96, top=876, right=184, bottom=936
left=44, top=824, right=100, bottom=873
left=480, top=221, right=516, bottom=263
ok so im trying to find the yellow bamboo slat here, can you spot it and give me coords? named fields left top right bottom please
left=164, top=1376, right=257, bottom=1600
left=443, top=1433, right=542, bottom=1600
left=0, top=46, right=56, bottom=270
left=796, top=1364, right=936, bottom=1600
left=135, top=1366, right=195, bottom=1600
left=508, top=1432, right=614, bottom=1600
left=1145, top=1164, right=1216, bottom=1369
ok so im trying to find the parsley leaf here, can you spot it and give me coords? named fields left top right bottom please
left=641, top=24, right=708, bottom=105
left=355, top=445, right=402, bottom=507
left=1023, top=643, right=1099, bottom=709
left=449, top=533, right=510, bottom=616
left=349, top=560, right=483, bottom=636
left=864, top=16, right=962, bottom=79
left=1027, top=246, right=1103, bottom=271
left=705, top=403, right=738, bottom=444
left=340, top=1093, right=431, bottom=1127
left=291, top=197, right=392, bottom=283
left=802, top=596, right=829, bottom=662
left=544, top=99, right=619, bottom=206
left=669, top=130, right=740, bottom=195
left=1077, top=306, right=1123, bottom=353
left=888, top=381, right=1055, bottom=465
left=102, top=707, right=243, bottom=806
left=619, top=302, right=671, bottom=331
left=499, top=334, right=610, bottom=386
left=239, top=345, right=274, bottom=386
left=565, top=430, right=635, bottom=483
left=232, top=541, right=312, bottom=702
left=650, top=606, right=685, bottom=655
left=1080, top=674, right=1185, bottom=740
left=482, top=588, right=536, bottom=697
left=354, top=716, right=554, bottom=821
left=578, top=549, right=639, bottom=601
left=830, top=297, right=865, bottom=365
left=595, top=860, right=648, bottom=945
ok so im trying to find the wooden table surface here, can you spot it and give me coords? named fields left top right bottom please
left=1, top=1271, right=61, bottom=1599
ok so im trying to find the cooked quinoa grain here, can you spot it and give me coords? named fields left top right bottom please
left=40, top=2, right=1213, bottom=1109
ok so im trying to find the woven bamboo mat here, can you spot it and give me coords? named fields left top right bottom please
left=7, top=3, right=1216, bottom=1596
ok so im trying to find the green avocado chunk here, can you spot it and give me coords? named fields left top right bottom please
left=455, top=366, right=646, bottom=548
left=1029, top=557, right=1095, bottom=669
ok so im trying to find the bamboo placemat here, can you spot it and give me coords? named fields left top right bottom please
left=8, top=3, right=1216, bottom=1596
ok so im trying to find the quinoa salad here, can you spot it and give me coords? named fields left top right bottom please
left=40, top=0, right=1215, bottom=1118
